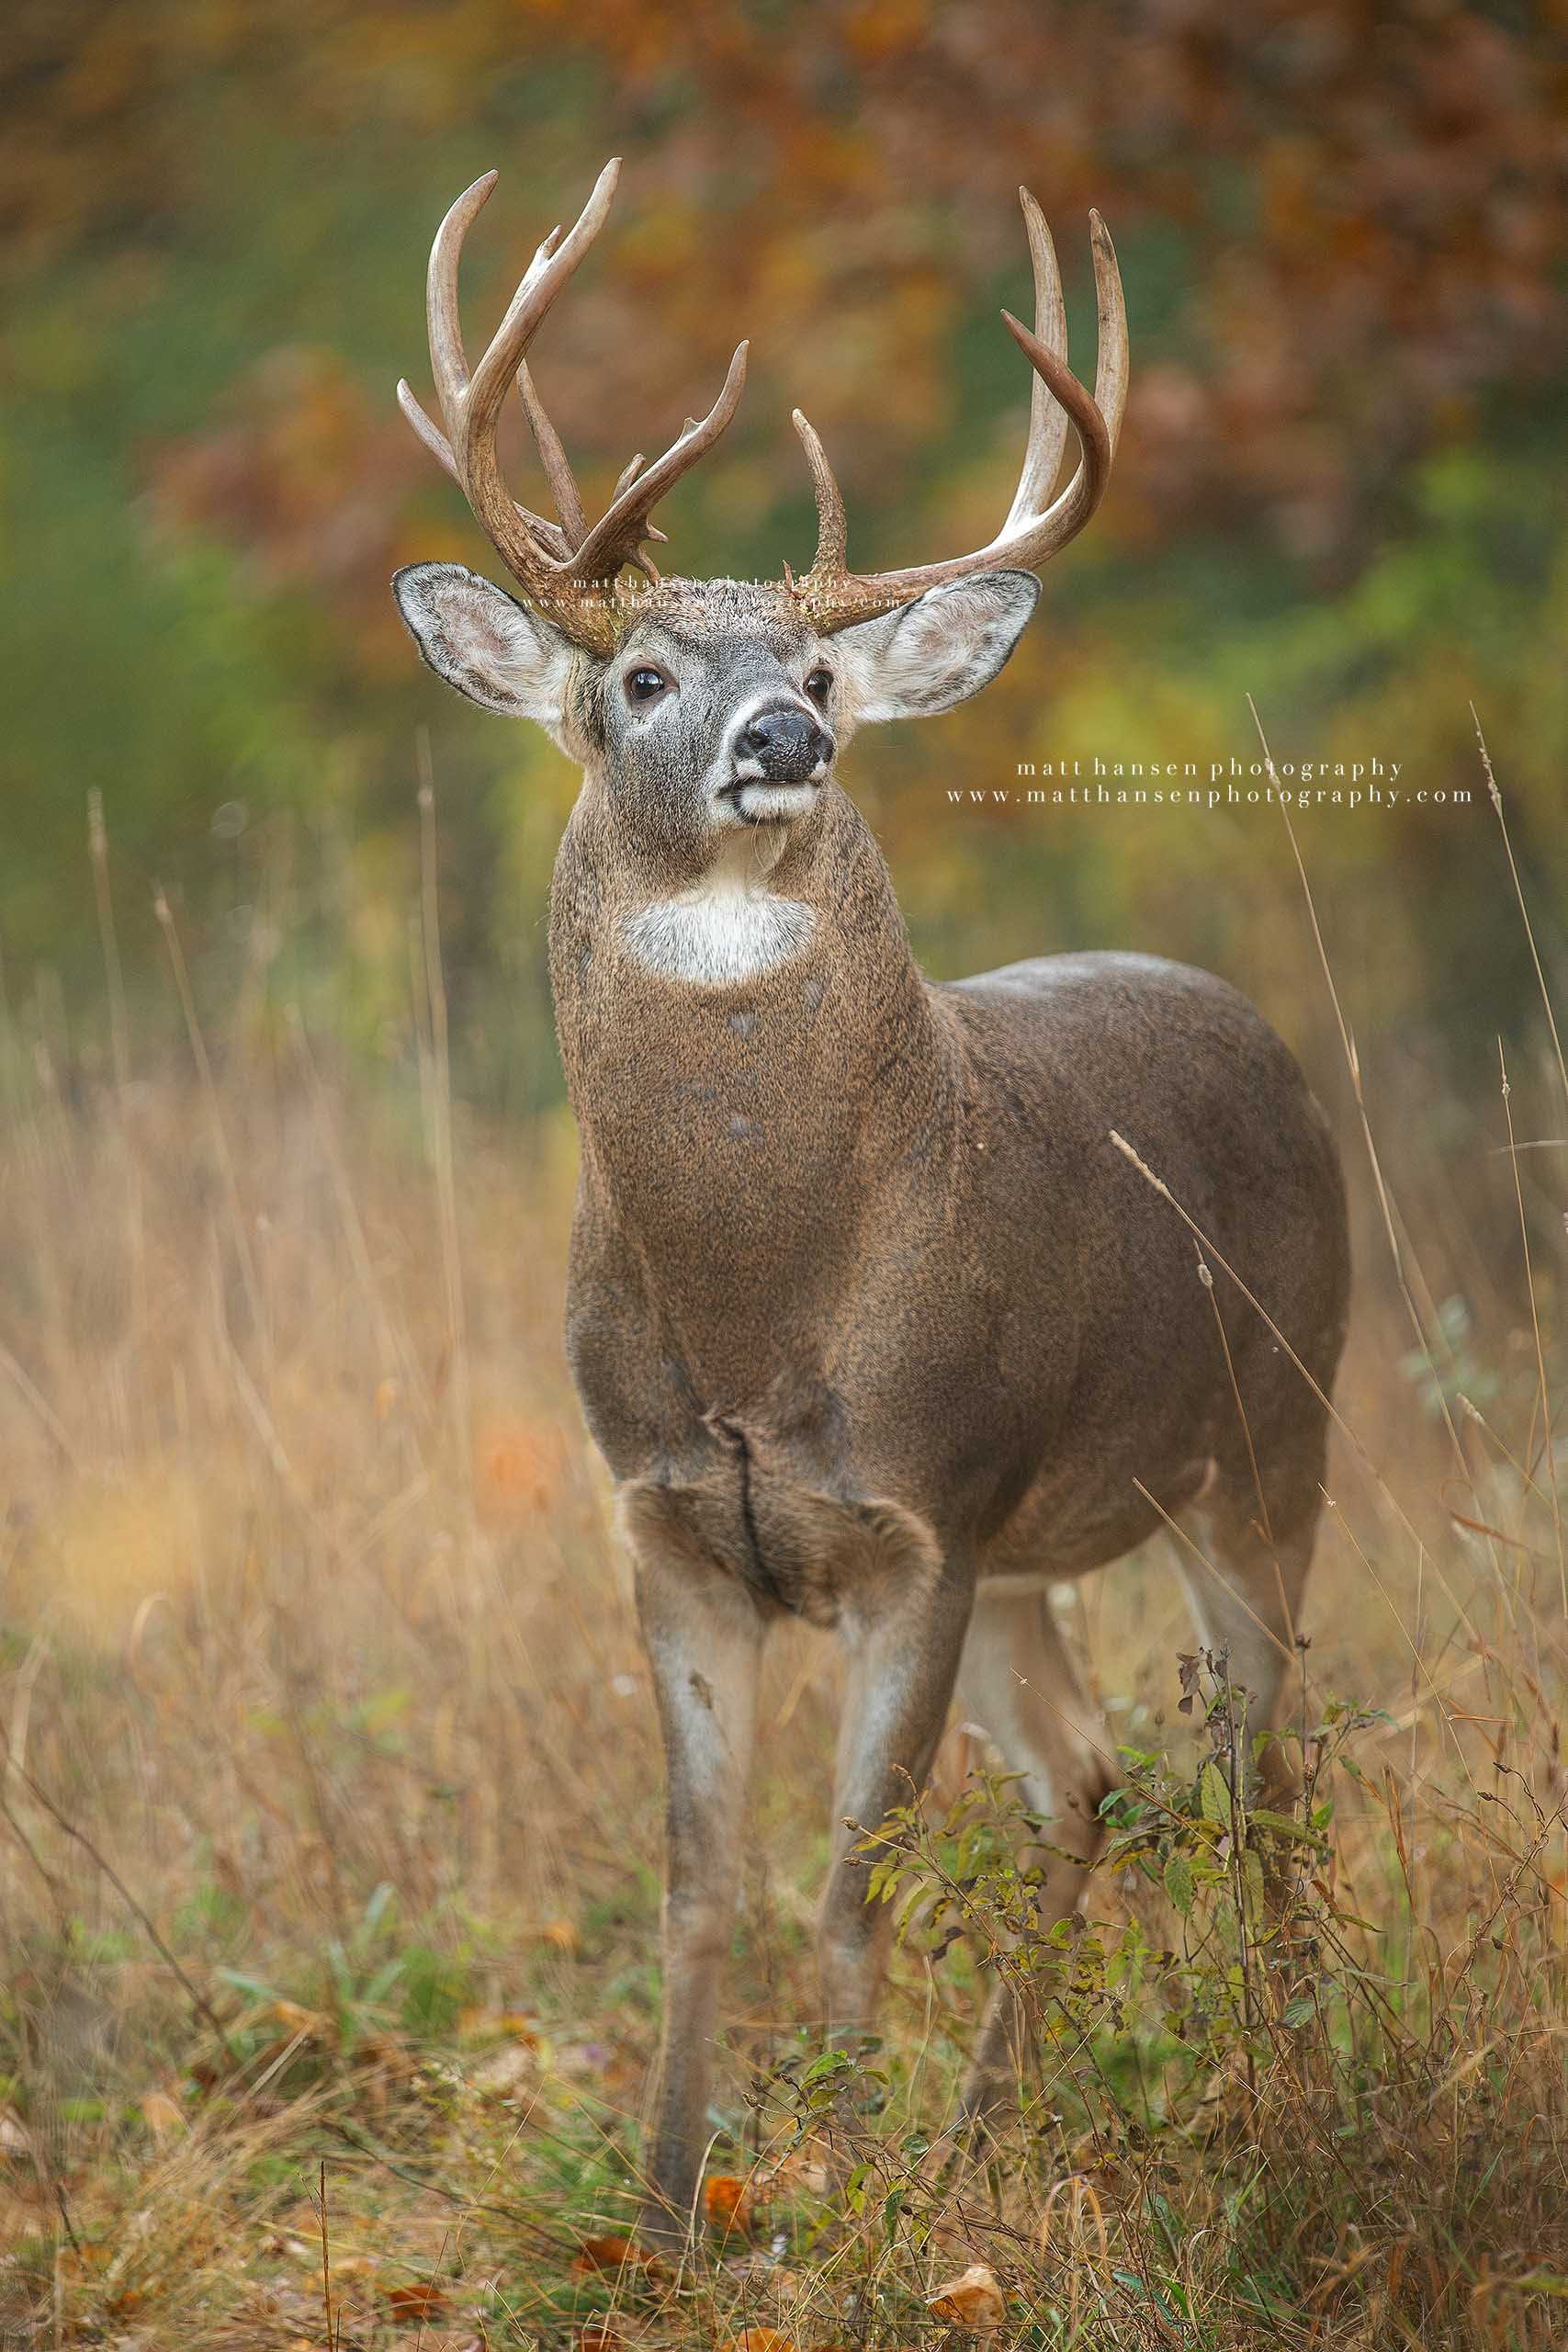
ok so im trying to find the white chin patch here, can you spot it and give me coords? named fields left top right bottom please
left=622, top=877, right=817, bottom=985
left=726, top=782, right=821, bottom=825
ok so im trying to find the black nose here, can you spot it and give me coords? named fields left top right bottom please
left=738, top=705, right=834, bottom=785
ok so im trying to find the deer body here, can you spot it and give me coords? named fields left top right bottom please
left=553, top=777, right=1341, bottom=1600
left=391, top=164, right=1349, bottom=2245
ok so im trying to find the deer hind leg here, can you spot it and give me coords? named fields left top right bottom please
left=1168, top=1453, right=1326, bottom=1809
left=951, top=1580, right=1116, bottom=2124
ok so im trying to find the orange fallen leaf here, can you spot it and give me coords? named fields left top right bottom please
left=577, top=2325, right=624, bottom=2352
left=571, top=2234, right=662, bottom=2278
left=382, top=2279, right=449, bottom=2321
left=271, top=1997, right=333, bottom=2041
left=928, top=2262, right=1006, bottom=2330
left=457, top=2005, right=539, bottom=2045
left=704, top=2173, right=754, bottom=2231
left=716, top=2333, right=798, bottom=2352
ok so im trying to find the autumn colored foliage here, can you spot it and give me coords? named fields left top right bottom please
left=1, top=1, right=1564, bottom=1078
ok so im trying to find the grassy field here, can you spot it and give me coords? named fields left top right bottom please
left=2, top=783, right=1567, bottom=2349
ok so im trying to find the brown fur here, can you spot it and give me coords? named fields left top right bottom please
left=394, top=562, right=1350, bottom=2246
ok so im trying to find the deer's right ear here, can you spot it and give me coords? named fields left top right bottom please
left=392, top=563, right=577, bottom=724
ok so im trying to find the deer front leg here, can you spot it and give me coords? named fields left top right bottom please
left=634, top=1539, right=764, bottom=2251
left=818, top=1557, right=975, bottom=2041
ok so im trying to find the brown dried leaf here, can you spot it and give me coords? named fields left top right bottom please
left=704, top=2172, right=754, bottom=2231
left=928, top=2261, right=1006, bottom=2330
left=576, top=2324, right=625, bottom=2352
left=571, top=2234, right=663, bottom=2279
left=382, top=2278, right=449, bottom=2321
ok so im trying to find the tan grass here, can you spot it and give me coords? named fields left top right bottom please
left=0, top=773, right=1565, bottom=2347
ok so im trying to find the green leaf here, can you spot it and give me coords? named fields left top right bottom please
left=1242, top=1849, right=1266, bottom=1928
left=1164, top=1852, right=1195, bottom=1917
left=1198, top=1762, right=1232, bottom=1827
left=1280, top=1996, right=1316, bottom=2029
left=1249, top=1806, right=1329, bottom=1851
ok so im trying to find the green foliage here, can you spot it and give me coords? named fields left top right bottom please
left=218, top=1881, right=478, bottom=2062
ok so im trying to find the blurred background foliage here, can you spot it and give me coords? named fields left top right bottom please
left=2, top=0, right=1565, bottom=1114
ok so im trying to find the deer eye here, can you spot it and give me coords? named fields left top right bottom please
left=626, top=666, right=671, bottom=705
left=805, top=668, right=833, bottom=706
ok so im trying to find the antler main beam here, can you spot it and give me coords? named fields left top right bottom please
left=400, top=166, right=1125, bottom=651
left=786, top=193, right=1129, bottom=634
left=397, top=161, right=748, bottom=654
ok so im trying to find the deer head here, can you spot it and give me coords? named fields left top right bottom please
left=392, top=161, right=1128, bottom=884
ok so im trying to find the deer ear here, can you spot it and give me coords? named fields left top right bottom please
left=392, top=563, right=578, bottom=723
left=833, top=570, right=1040, bottom=724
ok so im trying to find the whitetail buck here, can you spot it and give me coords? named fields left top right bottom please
left=392, top=160, right=1349, bottom=2243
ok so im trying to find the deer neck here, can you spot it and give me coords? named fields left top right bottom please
left=548, top=783, right=954, bottom=1366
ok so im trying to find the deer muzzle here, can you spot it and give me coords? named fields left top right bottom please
left=733, top=703, right=835, bottom=787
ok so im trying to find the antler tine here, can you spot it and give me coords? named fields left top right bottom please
left=397, top=377, right=463, bottom=486
left=607, top=454, right=671, bottom=578
left=515, top=370, right=668, bottom=570
left=571, top=341, right=749, bottom=583
left=1004, top=188, right=1070, bottom=534
left=791, top=208, right=1128, bottom=633
left=397, top=373, right=576, bottom=560
left=425, top=171, right=496, bottom=418
left=791, top=410, right=847, bottom=574
left=516, top=360, right=590, bottom=548
left=998, top=207, right=1126, bottom=558
left=514, top=212, right=674, bottom=568
left=456, top=162, right=622, bottom=596
left=465, top=159, right=620, bottom=430
left=1088, top=207, right=1131, bottom=457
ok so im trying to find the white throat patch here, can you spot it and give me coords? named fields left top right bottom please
left=621, top=835, right=816, bottom=984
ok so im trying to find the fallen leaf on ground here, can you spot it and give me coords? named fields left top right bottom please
left=928, top=2262, right=1006, bottom=2330
left=571, top=2234, right=662, bottom=2278
left=716, top=2332, right=798, bottom=2352
left=576, top=2324, right=624, bottom=2352
left=704, top=2173, right=754, bottom=2231
left=456, top=2004, right=543, bottom=2041
left=382, top=2279, right=449, bottom=2321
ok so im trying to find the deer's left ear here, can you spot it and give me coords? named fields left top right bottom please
left=832, top=570, right=1040, bottom=724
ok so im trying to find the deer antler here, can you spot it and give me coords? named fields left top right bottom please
left=785, top=194, right=1128, bottom=633
left=397, top=161, right=749, bottom=655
